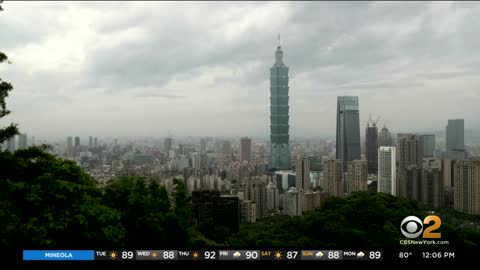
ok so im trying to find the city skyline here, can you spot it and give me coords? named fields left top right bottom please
left=1, top=2, right=480, bottom=138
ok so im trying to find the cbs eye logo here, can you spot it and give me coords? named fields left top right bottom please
left=400, top=215, right=441, bottom=239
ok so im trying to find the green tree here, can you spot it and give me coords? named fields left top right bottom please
left=0, top=50, right=19, bottom=145
left=172, top=177, right=191, bottom=229
left=0, top=2, right=18, bottom=144
left=0, top=147, right=125, bottom=249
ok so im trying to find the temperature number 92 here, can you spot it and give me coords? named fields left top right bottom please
left=204, top=251, right=216, bottom=260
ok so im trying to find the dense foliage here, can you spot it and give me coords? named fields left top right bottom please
left=228, top=192, right=480, bottom=248
left=0, top=51, right=19, bottom=145
left=1, top=148, right=479, bottom=250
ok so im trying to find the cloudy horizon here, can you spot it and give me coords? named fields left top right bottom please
left=1, top=1, right=479, bottom=139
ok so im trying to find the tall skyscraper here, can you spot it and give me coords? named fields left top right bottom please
left=192, top=153, right=202, bottom=170
left=378, top=125, right=393, bottom=147
left=7, top=136, right=15, bottom=152
left=442, top=159, right=455, bottom=208
left=269, top=44, right=291, bottom=170
left=346, top=159, right=368, bottom=194
left=421, top=134, right=435, bottom=158
left=446, top=119, right=465, bottom=160
left=241, top=200, right=256, bottom=223
left=18, top=134, right=27, bottom=150
left=283, top=187, right=302, bottom=217
left=94, top=137, right=98, bottom=149
left=295, top=157, right=310, bottom=191
left=66, top=136, right=73, bottom=157
left=164, top=137, right=173, bottom=152
left=378, top=146, right=396, bottom=196
left=365, top=122, right=379, bottom=174
left=336, top=96, right=361, bottom=172
left=322, top=159, right=343, bottom=197
left=244, top=177, right=267, bottom=219
left=222, top=140, right=231, bottom=155
left=422, top=158, right=444, bottom=209
left=240, top=137, right=252, bottom=162
left=266, top=182, right=279, bottom=212
left=89, top=136, right=93, bottom=150
left=397, top=134, right=423, bottom=200
left=453, top=160, right=480, bottom=215
left=74, top=136, right=80, bottom=157
left=200, top=138, right=207, bottom=154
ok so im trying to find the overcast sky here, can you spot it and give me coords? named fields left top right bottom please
left=1, top=1, right=479, bottom=139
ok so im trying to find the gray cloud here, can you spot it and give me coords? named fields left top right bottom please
left=1, top=1, right=479, bottom=139
left=419, top=70, right=478, bottom=80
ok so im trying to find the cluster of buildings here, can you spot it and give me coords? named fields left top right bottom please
left=3, top=44, right=479, bottom=234
left=1, top=133, right=30, bottom=152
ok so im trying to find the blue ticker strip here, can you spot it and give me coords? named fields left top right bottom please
left=23, top=250, right=95, bottom=261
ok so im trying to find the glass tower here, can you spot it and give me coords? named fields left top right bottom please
left=269, top=45, right=291, bottom=170
left=336, top=96, right=361, bottom=172
left=446, top=119, right=465, bottom=160
left=365, top=124, right=379, bottom=174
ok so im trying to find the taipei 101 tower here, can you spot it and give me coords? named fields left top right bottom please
left=268, top=37, right=291, bottom=170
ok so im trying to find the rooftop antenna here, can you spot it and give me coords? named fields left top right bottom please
left=277, top=34, right=281, bottom=47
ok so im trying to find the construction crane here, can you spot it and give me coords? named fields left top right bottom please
left=373, top=115, right=381, bottom=127
left=367, top=114, right=372, bottom=127
left=367, top=114, right=381, bottom=127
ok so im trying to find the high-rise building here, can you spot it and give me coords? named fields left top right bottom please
left=240, top=137, right=252, bottom=162
left=302, top=191, right=324, bottom=213
left=192, top=190, right=240, bottom=231
left=421, top=134, right=435, bottom=158
left=322, top=159, right=343, bottom=197
left=365, top=123, right=379, bottom=174
left=89, top=136, right=93, bottom=150
left=74, top=136, right=80, bottom=157
left=244, top=177, right=268, bottom=219
left=397, top=134, right=423, bottom=200
left=446, top=119, right=465, bottom=160
left=378, top=125, right=393, bottom=147
left=192, top=153, right=202, bottom=170
left=295, top=157, right=310, bottom=191
left=266, top=182, right=279, bottom=212
left=200, top=138, right=207, bottom=154
left=269, top=44, right=291, bottom=170
left=66, top=136, right=73, bottom=157
left=241, top=200, right=256, bottom=223
left=346, top=159, right=368, bottom=194
left=94, top=137, right=98, bottom=149
left=274, top=170, right=296, bottom=192
left=7, top=136, right=15, bottom=152
left=378, top=147, right=396, bottom=195
left=442, top=159, right=455, bottom=208
left=422, top=158, right=444, bottom=209
left=336, top=96, right=361, bottom=172
left=283, top=187, right=302, bottom=217
left=222, top=140, right=231, bottom=155
left=18, top=134, right=27, bottom=150
left=164, top=137, right=173, bottom=152
left=453, top=160, right=480, bottom=215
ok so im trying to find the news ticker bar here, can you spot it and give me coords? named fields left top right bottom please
left=23, top=250, right=383, bottom=261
